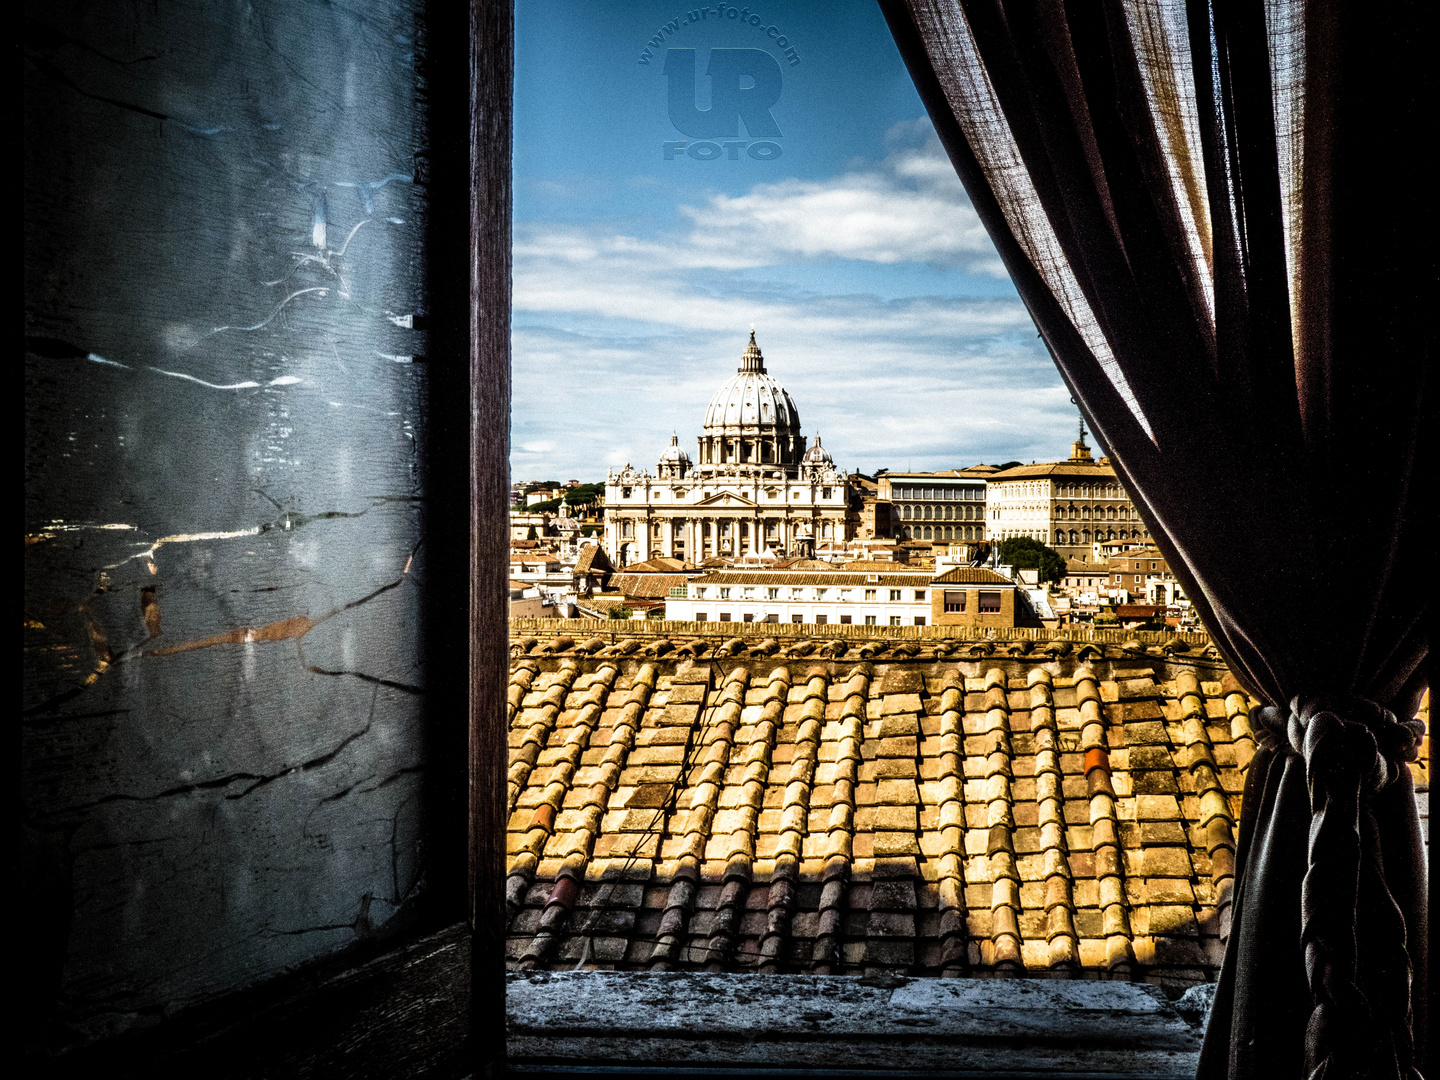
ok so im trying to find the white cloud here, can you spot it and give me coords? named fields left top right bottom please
left=679, top=125, right=1002, bottom=271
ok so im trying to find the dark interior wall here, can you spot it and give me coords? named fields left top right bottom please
left=23, top=0, right=469, bottom=1058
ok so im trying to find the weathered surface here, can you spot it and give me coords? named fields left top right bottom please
left=507, top=970, right=1206, bottom=1075
left=23, top=0, right=465, bottom=1055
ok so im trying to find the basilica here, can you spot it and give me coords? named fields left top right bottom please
left=603, top=332, right=854, bottom=565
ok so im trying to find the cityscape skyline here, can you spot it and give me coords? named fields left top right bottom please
left=512, top=0, right=1080, bottom=482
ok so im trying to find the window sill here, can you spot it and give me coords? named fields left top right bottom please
left=507, top=971, right=1210, bottom=1076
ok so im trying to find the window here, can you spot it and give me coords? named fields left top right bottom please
left=864, top=589, right=876, bottom=601
left=1135, top=575, right=1142, bottom=583
left=889, top=590, right=901, bottom=601
left=815, top=588, right=828, bottom=600
left=839, top=615, right=852, bottom=624
left=822, top=487, right=833, bottom=499
left=694, top=587, right=707, bottom=599
left=719, top=612, right=731, bottom=621
left=790, top=588, right=803, bottom=600
left=979, top=591, right=1002, bottom=613
left=914, top=590, right=926, bottom=601
left=791, top=615, right=803, bottom=623
left=767, top=588, right=779, bottom=600
left=622, top=487, right=632, bottom=498
left=944, top=591, right=966, bottom=612
left=720, top=588, right=731, bottom=599
left=695, top=612, right=708, bottom=622
left=865, top=615, right=877, bottom=625
left=914, top=617, right=926, bottom=626
left=743, top=613, right=754, bottom=622
left=889, top=616, right=901, bottom=626
left=764, top=613, right=778, bottom=623
left=815, top=614, right=828, bottom=625
left=1151, top=562, right=1158, bottom=570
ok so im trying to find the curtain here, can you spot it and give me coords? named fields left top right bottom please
left=878, top=1, right=1428, bottom=1076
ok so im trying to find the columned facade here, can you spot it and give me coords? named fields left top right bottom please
left=604, top=333, right=851, bottom=566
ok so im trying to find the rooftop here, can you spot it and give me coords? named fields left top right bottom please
left=931, top=567, right=1017, bottom=585
left=500, top=622, right=1435, bottom=992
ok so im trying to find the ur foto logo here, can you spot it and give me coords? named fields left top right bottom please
left=659, top=46, right=786, bottom=162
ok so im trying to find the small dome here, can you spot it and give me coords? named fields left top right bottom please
left=802, top=434, right=832, bottom=466
left=658, top=434, right=691, bottom=465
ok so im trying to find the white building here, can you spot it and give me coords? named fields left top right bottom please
left=604, top=332, right=854, bottom=566
left=664, top=565, right=934, bottom=627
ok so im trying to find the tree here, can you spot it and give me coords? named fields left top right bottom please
left=607, top=604, right=633, bottom=620
left=526, top=526, right=537, bottom=540
left=997, top=536, right=1066, bottom=584
left=992, top=461, right=1023, bottom=471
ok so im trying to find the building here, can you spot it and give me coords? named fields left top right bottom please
left=986, top=422, right=1154, bottom=563
left=876, top=468, right=993, bottom=544
left=604, top=332, right=854, bottom=566
left=664, top=563, right=937, bottom=626
left=928, top=566, right=1019, bottom=626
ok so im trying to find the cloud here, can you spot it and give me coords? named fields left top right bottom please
left=678, top=122, right=1003, bottom=272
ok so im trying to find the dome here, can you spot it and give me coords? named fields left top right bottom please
left=801, top=434, right=832, bottom=466
left=702, top=331, right=800, bottom=433
left=658, top=434, right=690, bottom=465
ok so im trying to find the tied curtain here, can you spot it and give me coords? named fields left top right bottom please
left=879, top=0, right=1428, bottom=1077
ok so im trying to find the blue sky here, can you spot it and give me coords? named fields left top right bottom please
left=512, top=0, right=1077, bottom=483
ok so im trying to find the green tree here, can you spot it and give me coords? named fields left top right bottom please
left=525, top=525, right=537, bottom=540
left=997, top=536, right=1067, bottom=584
left=607, top=604, right=633, bottom=620
left=992, top=461, right=1023, bottom=471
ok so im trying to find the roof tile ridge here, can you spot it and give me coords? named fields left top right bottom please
left=813, top=664, right=869, bottom=972
left=982, top=666, right=1023, bottom=974
left=759, top=667, right=829, bottom=972
left=507, top=659, right=580, bottom=817
left=1176, top=671, right=1239, bottom=942
left=505, top=661, right=620, bottom=918
left=1029, top=667, right=1080, bottom=973
left=935, top=668, right=970, bottom=976
left=1076, top=667, right=1137, bottom=975
left=518, top=662, right=656, bottom=969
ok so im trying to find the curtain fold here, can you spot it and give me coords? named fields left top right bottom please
left=880, top=1, right=1428, bottom=1076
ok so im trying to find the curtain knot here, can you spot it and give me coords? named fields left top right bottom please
left=1251, top=695, right=1424, bottom=794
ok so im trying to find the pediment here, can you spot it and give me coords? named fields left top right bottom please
left=692, top=491, right=758, bottom=508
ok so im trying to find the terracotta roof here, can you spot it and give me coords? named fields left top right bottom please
left=623, top=557, right=693, bottom=574
left=502, top=625, right=1430, bottom=986
left=1116, top=606, right=1163, bottom=618
left=695, top=571, right=931, bottom=587
left=573, top=544, right=612, bottom=577
left=931, top=567, right=1016, bottom=585
left=989, top=461, right=1119, bottom=479
left=613, top=573, right=693, bottom=599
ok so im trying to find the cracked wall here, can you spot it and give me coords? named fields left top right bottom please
left=23, top=0, right=459, bottom=1055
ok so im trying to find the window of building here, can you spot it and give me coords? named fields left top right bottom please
left=839, top=615, right=852, bottom=624
left=791, top=614, right=803, bottom=623
left=914, top=617, right=926, bottom=626
left=944, top=591, right=966, bottom=612
left=815, top=614, right=828, bottom=625
left=865, top=615, right=877, bottom=625
left=864, top=589, right=876, bottom=601
left=695, top=612, right=708, bottom=621
left=719, top=612, right=731, bottom=622
left=742, top=613, right=754, bottom=622
left=767, top=588, right=779, bottom=600
left=822, top=487, right=833, bottom=499
left=914, top=590, right=926, bottom=601
left=888, top=616, right=901, bottom=626
left=622, top=487, right=632, bottom=498
left=979, top=591, right=1002, bottom=613
left=720, top=587, right=731, bottom=599
left=694, top=587, right=707, bottom=599
left=743, top=587, right=755, bottom=599
left=815, top=588, right=828, bottom=600
left=790, top=588, right=803, bottom=600
left=889, top=590, right=901, bottom=601
left=1135, top=575, right=1142, bottom=583
left=764, top=613, right=778, bottom=623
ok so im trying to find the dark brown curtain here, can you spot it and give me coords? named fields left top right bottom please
left=879, top=1, right=1429, bottom=1076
